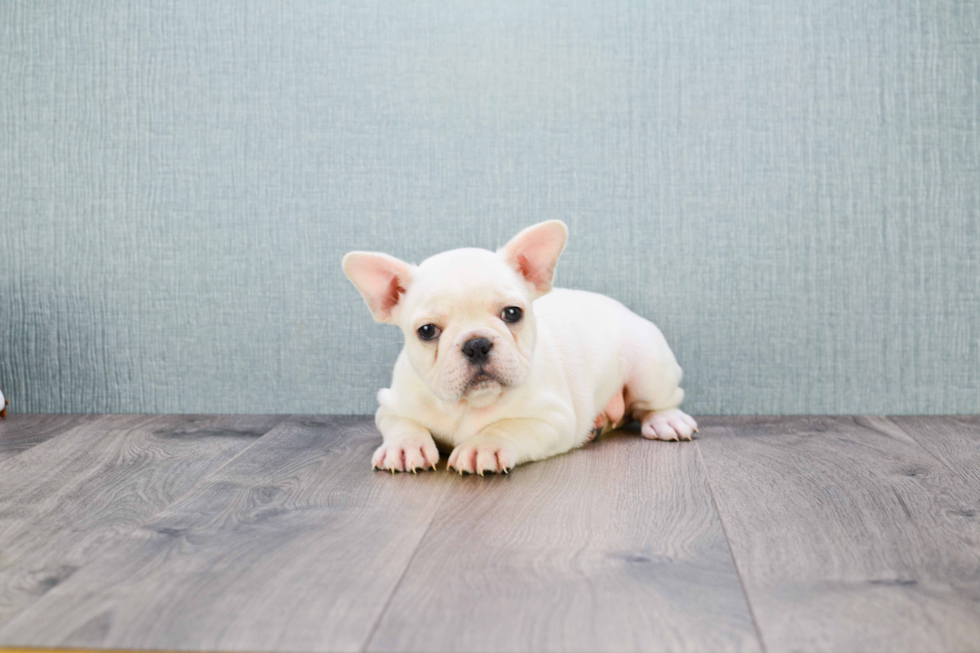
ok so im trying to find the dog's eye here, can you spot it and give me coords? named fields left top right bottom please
left=501, top=306, right=523, bottom=324
left=417, top=324, right=441, bottom=341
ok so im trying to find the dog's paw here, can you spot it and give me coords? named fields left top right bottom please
left=448, top=438, right=517, bottom=475
left=640, top=408, right=698, bottom=441
left=372, top=436, right=439, bottom=473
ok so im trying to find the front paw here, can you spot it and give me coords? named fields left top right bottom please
left=448, top=438, right=517, bottom=475
left=372, top=435, right=439, bottom=473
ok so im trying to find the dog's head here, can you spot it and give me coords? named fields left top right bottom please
left=343, top=221, right=567, bottom=407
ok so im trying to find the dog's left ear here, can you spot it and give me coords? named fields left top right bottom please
left=499, top=220, right=568, bottom=296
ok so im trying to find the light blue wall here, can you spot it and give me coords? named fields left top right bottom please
left=1, top=1, right=978, bottom=415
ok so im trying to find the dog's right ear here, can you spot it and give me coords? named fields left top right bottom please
left=342, top=252, right=416, bottom=324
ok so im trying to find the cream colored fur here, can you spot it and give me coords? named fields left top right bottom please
left=342, top=221, right=696, bottom=475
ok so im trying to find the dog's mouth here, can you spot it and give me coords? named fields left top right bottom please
left=465, top=369, right=504, bottom=393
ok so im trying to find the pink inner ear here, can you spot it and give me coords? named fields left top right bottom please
left=501, top=222, right=567, bottom=294
left=381, top=275, right=407, bottom=314
left=515, top=253, right=550, bottom=291
left=345, top=252, right=413, bottom=322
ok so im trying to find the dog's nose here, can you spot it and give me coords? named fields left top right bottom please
left=461, top=337, right=493, bottom=365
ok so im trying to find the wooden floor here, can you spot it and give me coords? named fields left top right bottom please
left=0, top=415, right=978, bottom=653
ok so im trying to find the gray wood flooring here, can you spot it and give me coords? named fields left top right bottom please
left=0, top=415, right=977, bottom=653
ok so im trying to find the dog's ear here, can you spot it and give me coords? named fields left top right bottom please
left=342, top=252, right=416, bottom=323
left=498, top=220, right=568, bottom=296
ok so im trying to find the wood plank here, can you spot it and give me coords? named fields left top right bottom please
left=891, top=416, right=980, bottom=491
left=696, top=416, right=980, bottom=653
left=0, top=414, right=282, bottom=628
left=0, top=416, right=457, bottom=652
left=0, top=414, right=102, bottom=463
left=368, top=429, right=761, bottom=653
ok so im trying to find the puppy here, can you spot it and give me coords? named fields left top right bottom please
left=342, top=221, right=696, bottom=474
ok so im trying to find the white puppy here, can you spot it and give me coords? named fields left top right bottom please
left=342, top=221, right=696, bottom=474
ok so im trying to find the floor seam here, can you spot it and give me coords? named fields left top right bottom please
left=115, top=415, right=290, bottom=537
left=882, top=415, right=971, bottom=480
left=0, top=414, right=145, bottom=472
left=0, top=414, right=288, bottom=633
left=0, top=414, right=103, bottom=468
left=361, top=469, right=459, bottom=652
left=696, top=439, right=769, bottom=653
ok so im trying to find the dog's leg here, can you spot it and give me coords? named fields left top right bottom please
left=372, top=413, right=440, bottom=473
left=447, top=418, right=566, bottom=475
left=622, top=317, right=698, bottom=441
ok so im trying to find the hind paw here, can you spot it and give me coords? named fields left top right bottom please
left=641, top=409, right=698, bottom=441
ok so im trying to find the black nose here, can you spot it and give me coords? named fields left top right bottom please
left=461, top=338, right=493, bottom=365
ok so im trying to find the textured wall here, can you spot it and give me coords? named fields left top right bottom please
left=1, top=0, right=978, bottom=415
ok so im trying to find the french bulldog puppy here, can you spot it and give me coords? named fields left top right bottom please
left=342, top=221, right=696, bottom=475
